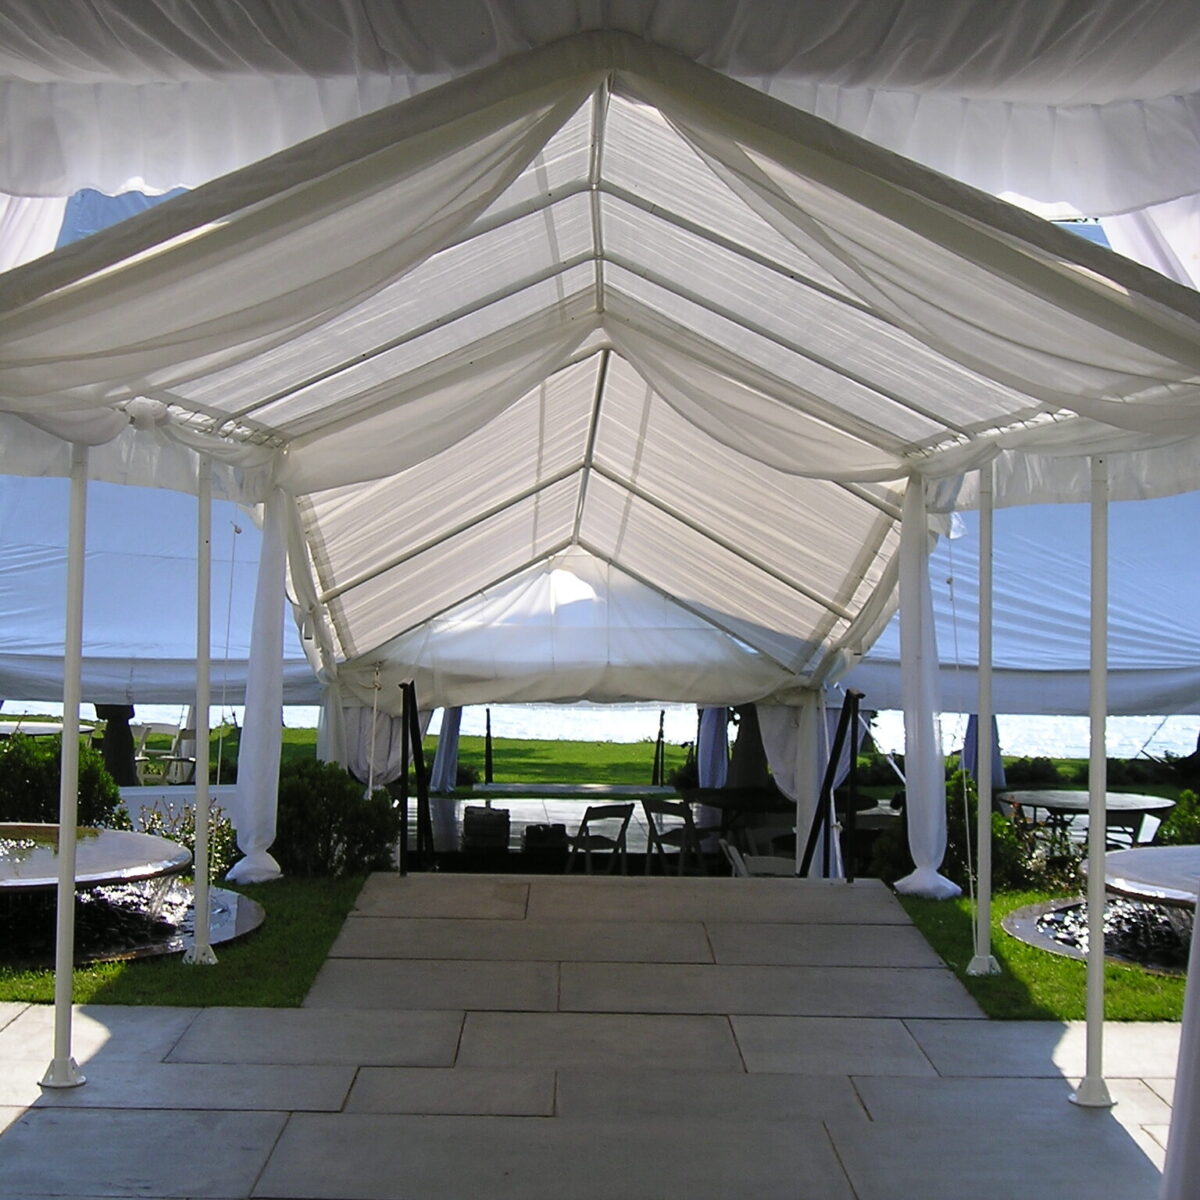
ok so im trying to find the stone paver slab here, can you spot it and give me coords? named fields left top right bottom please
left=253, top=1113, right=856, bottom=1199
left=330, top=916, right=713, bottom=962
left=0, top=1108, right=285, bottom=1198
left=458, top=1012, right=744, bottom=1071
left=345, top=1067, right=554, bottom=1115
left=905, top=1019, right=1182, bottom=1078
left=304, top=958, right=559, bottom=1010
left=353, top=874, right=528, bottom=919
left=1146, top=1077, right=1176, bottom=1106
left=827, top=1107, right=1161, bottom=1200
left=19, top=1060, right=355, bottom=1111
left=167, top=1007, right=463, bottom=1066
left=853, top=1074, right=1173, bottom=1127
left=707, top=921, right=944, bottom=967
left=733, top=1015, right=937, bottom=1076
left=556, top=1067, right=869, bottom=1123
left=561, top=962, right=981, bottom=1017
left=0, top=1004, right=199, bottom=1064
left=526, top=876, right=907, bottom=924
left=0, top=1005, right=26, bottom=1034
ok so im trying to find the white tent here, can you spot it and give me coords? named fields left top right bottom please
left=2, top=9, right=1200, bottom=1177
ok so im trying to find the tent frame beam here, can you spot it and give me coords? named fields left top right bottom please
left=577, top=538, right=804, bottom=677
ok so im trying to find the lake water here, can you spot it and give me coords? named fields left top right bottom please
left=9, top=699, right=1198, bottom=760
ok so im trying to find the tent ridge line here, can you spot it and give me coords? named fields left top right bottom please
left=576, top=536, right=806, bottom=679
left=589, top=78, right=611, bottom=316
left=602, top=251, right=965, bottom=446
left=318, top=462, right=588, bottom=605
left=572, top=347, right=611, bottom=543
left=338, top=538, right=578, bottom=667
left=587, top=461, right=856, bottom=622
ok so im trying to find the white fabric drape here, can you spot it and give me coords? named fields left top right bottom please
left=1102, top=194, right=1200, bottom=291
left=961, top=714, right=1007, bottom=791
left=893, top=479, right=959, bottom=900
left=342, top=705, right=407, bottom=787
left=430, top=706, right=462, bottom=793
left=2, top=1, right=1198, bottom=219
left=758, top=693, right=840, bottom=876
left=0, top=192, right=66, bottom=270
left=696, top=707, right=728, bottom=788
left=226, top=487, right=287, bottom=884
left=429, top=706, right=462, bottom=851
left=1162, top=918, right=1200, bottom=1199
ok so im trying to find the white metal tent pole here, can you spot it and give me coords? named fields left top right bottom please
left=1072, top=455, right=1114, bottom=1108
left=183, top=460, right=217, bottom=966
left=42, top=443, right=89, bottom=1089
left=967, top=461, right=1000, bottom=975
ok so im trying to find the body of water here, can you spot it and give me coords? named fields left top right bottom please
left=6, top=699, right=1198, bottom=760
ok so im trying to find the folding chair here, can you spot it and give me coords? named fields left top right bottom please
left=566, top=803, right=635, bottom=874
left=641, top=798, right=718, bottom=875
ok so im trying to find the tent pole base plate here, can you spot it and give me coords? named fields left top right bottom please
left=41, top=1057, right=86, bottom=1089
left=966, top=953, right=1000, bottom=976
left=1069, top=1076, right=1115, bottom=1108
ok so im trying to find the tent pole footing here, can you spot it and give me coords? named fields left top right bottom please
left=965, top=954, right=1000, bottom=976
left=1069, top=1076, right=1115, bottom=1108
left=182, top=944, right=219, bottom=966
left=41, top=1057, right=86, bottom=1089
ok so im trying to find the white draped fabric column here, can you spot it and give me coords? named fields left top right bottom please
left=226, top=488, right=287, bottom=884
left=0, top=192, right=67, bottom=272
left=894, top=477, right=960, bottom=900
left=43, top=443, right=88, bottom=1089
left=430, top=707, right=462, bottom=793
left=429, top=707, right=462, bottom=851
left=342, top=705, right=407, bottom=787
left=759, top=693, right=836, bottom=875
left=697, top=707, right=729, bottom=788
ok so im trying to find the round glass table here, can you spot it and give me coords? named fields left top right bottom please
left=0, top=823, right=191, bottom=891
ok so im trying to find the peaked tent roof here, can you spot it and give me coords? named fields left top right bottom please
left=2, top=32, right=1200, bottom=714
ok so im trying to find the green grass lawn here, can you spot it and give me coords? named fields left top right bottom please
left=1, top=732, right=1188, bottom=1019
left=899, top=889, right=1187, bottom=1021
left=0, top=876, right=364, bottom=1007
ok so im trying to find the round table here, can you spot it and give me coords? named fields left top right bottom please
left=0, top=823, right=191, bottom=891
left=1104, top=845, right=1200, bottom=908
left=998, top=790, right=1176, bottom=818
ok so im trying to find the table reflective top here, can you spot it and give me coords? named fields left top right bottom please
left=998, top=790, right=1175, bottom=814
left=0, top=823, right=191, bottom=891
left=1104, top=845, right=1200, bottom=908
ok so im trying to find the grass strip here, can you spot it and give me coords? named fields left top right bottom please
left=899, top=889, right=1186, bottom=1021
left=0, top=875, right=364, bottom=1007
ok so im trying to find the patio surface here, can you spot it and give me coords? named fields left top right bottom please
left=0, top=873, right=1179, bottom=1199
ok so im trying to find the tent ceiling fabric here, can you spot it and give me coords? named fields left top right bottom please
left=2, top=1, right=1198, bottom=215
left=2, top=32, right=1200, bottom=711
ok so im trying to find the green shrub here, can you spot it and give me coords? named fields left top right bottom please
left=869, top=770, right=1081, bottom=893
left=139, top=802, right=239, bottom=882
left=1158, top=788, right=1200, bottom=845
left=1003, top=756, right=1062, bottom=787
left=0, top=734, right=127, bottom=828
left=273, top=759, right=401, bottom=877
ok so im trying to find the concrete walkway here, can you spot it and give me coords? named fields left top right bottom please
left=0, top=874, right=1179, bottom=1199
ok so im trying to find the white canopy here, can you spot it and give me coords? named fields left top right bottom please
left=2, top=31, right=1199, bottom=719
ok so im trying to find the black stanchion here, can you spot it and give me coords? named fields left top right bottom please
left=485, top=708, right=494, bottom=784
left=652, top=709, right=665, bottom=786
left=799, top=690, right=863, bottom=878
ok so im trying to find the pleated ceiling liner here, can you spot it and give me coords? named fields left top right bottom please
left=2, top=32, right=1199, bottom=710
